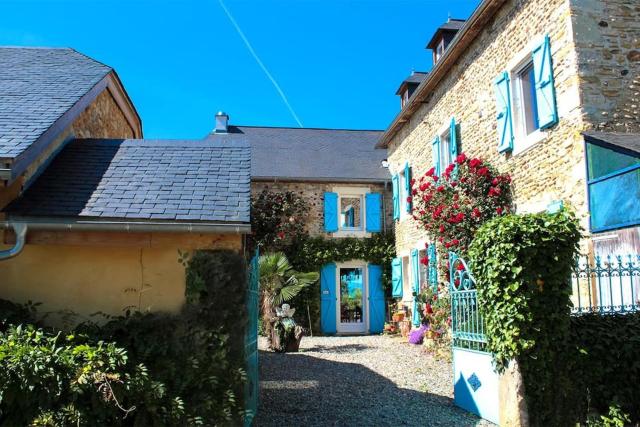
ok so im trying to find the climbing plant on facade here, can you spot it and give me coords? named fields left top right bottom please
left=410, top=153, right=513, bottom=257
left=250, top=189, right=309, bottom=252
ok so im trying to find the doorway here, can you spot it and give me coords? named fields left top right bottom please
left=337, top=264, right=367, bottom=334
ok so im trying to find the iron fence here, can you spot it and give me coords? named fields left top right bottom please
left=571, top=254, right=640, bottom=314
left=449, top=253, right=488, bottom=352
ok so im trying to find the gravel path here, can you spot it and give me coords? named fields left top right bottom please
left=258, top=335, right=493, bottom=427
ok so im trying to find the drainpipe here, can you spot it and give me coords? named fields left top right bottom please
left=0, top=222, right=27, bottom=260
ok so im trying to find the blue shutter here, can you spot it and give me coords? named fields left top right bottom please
left=411, top=249, right=421, bottom=326
left=365, top=193, right=382, bottom=232
left=392, top=174, right=400, bottom=221
left=494, top=71, right=514, bottom=153
left=532, top=35, right=558, bottom=129
left=391, top=257, right=403, bottom=298
left=323, top=192, right=338, bottom=232
left=449, top=117, right=458, bottom=160
left=432, top=136, right=441, bottom=176
left=368, top=264, right=385, bottom=333
left=428, top=243, right=438, bottom=291
left=320, top=263, right=337, bottom=334
left=404, top=162, right=412, bottom=213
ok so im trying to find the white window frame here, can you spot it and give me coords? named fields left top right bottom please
left=396, top=167, right=410, bottom=222
left=332, top=186, right=371, bottom=238
left=435, top=38, right=446, bottom=63
left=506, top=36, right=548, bottom=156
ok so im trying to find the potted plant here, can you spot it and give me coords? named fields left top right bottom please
left=270, top=304, right=305, bottom=352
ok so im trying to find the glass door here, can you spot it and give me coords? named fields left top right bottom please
left=337, top=266, right=367, bottom=333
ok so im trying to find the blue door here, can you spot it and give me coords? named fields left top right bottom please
left=368, top=264, right=385, bottom=333
left=320, top=263, right=337, bottom=334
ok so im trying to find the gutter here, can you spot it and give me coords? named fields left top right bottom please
left=2, top=217, right=251, bottom=234
left=377, top=0, right=507, bottom=148
left=0, top=223, right=27, bottom=260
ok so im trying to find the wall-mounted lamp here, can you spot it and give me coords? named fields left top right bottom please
left=381, top=159, right=389, bottom=168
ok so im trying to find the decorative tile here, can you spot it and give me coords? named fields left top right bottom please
left=467, top=373, right=482, bottom=392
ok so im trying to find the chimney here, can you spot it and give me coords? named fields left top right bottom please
left=215, top=111, right=229, bottom=133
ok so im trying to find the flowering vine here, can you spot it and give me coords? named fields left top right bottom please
left=411, top=153, right=513, bottom=257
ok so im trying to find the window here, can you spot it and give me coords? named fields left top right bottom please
left=339, top=195, right=362, bottom=230
left=398, top=169, right=409, bottom=219
left=439, top=128, right=453, bottom=169
left=418, top=248, right=428, bottom=290
left=435, top=39, right=445, bottom=63
left=402, top=256, right=411, bottom=299
left=513, top=61, right=540, bottom=138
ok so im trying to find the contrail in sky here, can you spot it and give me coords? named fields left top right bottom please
left=218, top=0, right=304, bottom=127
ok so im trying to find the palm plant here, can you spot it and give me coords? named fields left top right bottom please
left=258, top=252, right=318, bottom=339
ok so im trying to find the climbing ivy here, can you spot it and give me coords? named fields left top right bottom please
left=469, top=210, right=581, bottom=426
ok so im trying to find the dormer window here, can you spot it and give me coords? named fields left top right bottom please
left=396, top=71, right=428, bottom=109
left=426, top=18, right=465, bottom=65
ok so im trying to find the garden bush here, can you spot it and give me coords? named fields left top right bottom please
left=0, top=250, right=249, bottom=426
left=469, top=210, right=581, bottom=426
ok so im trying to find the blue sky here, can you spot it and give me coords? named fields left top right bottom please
left=1, top=0, right=479, bottom=139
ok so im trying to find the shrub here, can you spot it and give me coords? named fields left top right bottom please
left=469, top=210, right=581, bottom=426
left=411, top=153, right=512, bottom=257
left=250, top=189, right=309, bottom=252
left=0, top=250, right=249, bottom=426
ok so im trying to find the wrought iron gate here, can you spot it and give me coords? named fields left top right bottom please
left=244, top=250, right=259, bottom=426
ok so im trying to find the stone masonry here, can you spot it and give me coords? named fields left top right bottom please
left=387, top=0, right=640, bottom=256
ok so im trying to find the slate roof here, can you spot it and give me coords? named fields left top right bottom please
left=0, top=47, right=112, bottom=160
left=5, top=138, right=251, bottom=223
left=583, top=131, right=640, bottom=156
left=207, top=126, right=389, bottom=182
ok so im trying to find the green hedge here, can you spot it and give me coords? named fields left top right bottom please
left=0, top=250, right=249, bottom=426
left=569, top=312, right=640, bottom=423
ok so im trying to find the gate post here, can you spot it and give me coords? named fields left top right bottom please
left=244, top=249, right=259, bottom=426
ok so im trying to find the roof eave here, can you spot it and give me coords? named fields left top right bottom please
left=3, top=216, right=251, bottom=234
left=377, top=0, right=507, bottom=149
left=252, top=176, right=391, bottom=184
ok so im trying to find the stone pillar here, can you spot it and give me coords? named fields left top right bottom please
left=499, top=359, right=529, bottom=427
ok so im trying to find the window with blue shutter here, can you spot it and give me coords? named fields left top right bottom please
left=532, top=35, right=558, bottom=129
left=392, top=174, right=400, bottom=221
left=404, top=162, right=412, bottom=213
left=320, top=263, right=337, bottom=334
left=449, top=117, right=458, bottom=159
left=494, top=71, right=514, bottom=153
left=323, top=192, right=338, bottom=232
left=432, top=136, right=441, bottom=176
left=368, top=264, right=385, bottom=333
left=365, top=193, right=382, bottom=232
left=391, top=257, right=403, bottom=298
left=411, top=249, right=421, bottom=326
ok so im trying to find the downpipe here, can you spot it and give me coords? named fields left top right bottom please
left=0, top=222, right=27, bottom=261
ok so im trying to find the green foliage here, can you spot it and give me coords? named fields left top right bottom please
left=259, top=252, right=318, bottom=308
left=284, top=233, right=396, bottom=332
left=0, top=299, right=39, bottom=330
left=0, top=250, right=249, bottom=426
left=250, top=189, right=309, bottom=252
left=469, top=210, right=581, bottom=426
left=570, top=313, right=640, bottom=424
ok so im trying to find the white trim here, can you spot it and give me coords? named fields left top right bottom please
left=437, top=120, right=454, bottom=170
left=335, top=261, right=369, bottom=334
left=331, top=186, right=372, bottom=238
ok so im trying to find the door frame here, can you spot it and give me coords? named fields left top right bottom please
left=335, top=260, right=369, bottom=334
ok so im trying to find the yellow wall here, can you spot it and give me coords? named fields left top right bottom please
left=0, top=231, right=242, bottom=326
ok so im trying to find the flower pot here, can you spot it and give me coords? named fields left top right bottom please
left=400, top=320, right=412, bottom=338
left=392, top=312, right=405, bottom=322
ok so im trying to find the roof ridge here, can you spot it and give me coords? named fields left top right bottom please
left=230, top=124, right=384, bottom=132
left=0, top=45, right=74, bottom=50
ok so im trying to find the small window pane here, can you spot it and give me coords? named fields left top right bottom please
left=519, top=63, right=539, bottom=135
left=587, top=142, right=640, bottom=180
left=440, top=131, right=452, bottom=167
left=589, top=169, right=640, bottom=231
left=340, top=196, right=362, bottom=229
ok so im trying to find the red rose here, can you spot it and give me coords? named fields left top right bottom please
left=469, top=158, right=482, bottom=168
left=410, top=178, right=416, bottom=185
left=426, top=168, right=435, bottom=177
left=412, top=189, right=418, bottom=195
left=456, top=263, right=465, bottom=271
left=439, top=225, right=445, bottom=233
left=277, top=231, right=285, bottom=239
left=450, top=181, right=457, bottom=187
left=492, top=178, right=499, bottom=186
left=456, top=153, right=467, bottom=164
left=436, top=185, right=445, bottom=192
left=406, top=196, right=412, bottom=203
left=424, top=303, right=433, bottom=314
left=496, top=207, right=503, bottom=214
left=420, top=256, right=429, bottom=266
left=477, top=167, right=489, bottom=176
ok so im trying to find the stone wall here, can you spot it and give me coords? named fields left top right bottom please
left=387, top=0, right=589, bottom=255
left=251, top=180, right=394, bottom=237
left=571, top=0, right=640, bottom=133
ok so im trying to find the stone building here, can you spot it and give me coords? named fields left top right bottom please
left=378, top=0, right=640, bottom=307
left=207, top=117, right=393, bottom=335
left=0, top=47, right=250, bottom=323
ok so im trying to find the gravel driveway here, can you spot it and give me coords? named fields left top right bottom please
left=258, top=335, right=492, bottom=426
